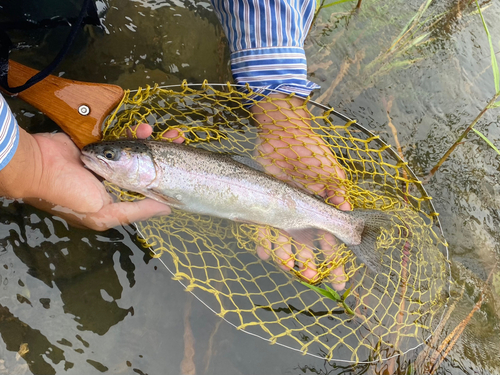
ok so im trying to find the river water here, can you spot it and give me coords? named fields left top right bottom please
left=1, top=0, right=499, bottom=374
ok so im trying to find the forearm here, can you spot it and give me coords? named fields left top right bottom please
left=0, top=126, right=42, bottom=199
left=0, top=93, right=43, bottom=200
left=210, top=0, right=320, bottom=98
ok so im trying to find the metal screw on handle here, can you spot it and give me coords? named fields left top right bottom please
left=78, top=105, right=90, bottom=116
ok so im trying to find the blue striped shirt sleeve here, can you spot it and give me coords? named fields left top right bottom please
left=0, top=94, right=20, bottom=171
left=210, top=0, right=320, bottom=99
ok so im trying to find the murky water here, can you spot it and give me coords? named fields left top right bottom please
left=1, top=0, right=500, bottom=374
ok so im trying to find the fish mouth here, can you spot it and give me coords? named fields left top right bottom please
left=80, top=154, right=96, bottom=169
left=80, top=153, right=112, bottom=177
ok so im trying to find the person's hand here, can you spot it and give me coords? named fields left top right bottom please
left=0, top=125, right=178, bottom=231
left=251, top=94, right=351, bottom=291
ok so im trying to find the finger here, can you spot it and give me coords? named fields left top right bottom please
left=126, top=124, right=186, bottom=143
left=272, top=232, right=295, bottom=271
left=255, top=227, right=294, bottom=271
left=319, top=232, right=347, bottom=291
left=85, top=198, right=171, bottom=231
left=287, top=230, right=320, bottom=282
left=326, top=186, right=352, bottom=211
left=135, top=123, right=154, bottom=139
left=160, top=128, right=185, bottom=143
left=126, top=123, right=153, bottom=139
left=329, top=267, right=347, bottom=291
left=255, top=226, right=272, bottom=261
left=294, top=242, right=319, bottom=283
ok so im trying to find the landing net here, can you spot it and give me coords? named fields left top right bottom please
left=101, top=81, right=450, bottom=363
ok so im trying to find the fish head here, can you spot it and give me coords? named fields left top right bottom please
left=81, top=141, right=157, bottom=191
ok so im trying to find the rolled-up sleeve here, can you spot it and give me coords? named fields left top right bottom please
left=210, top=0, right=320, bottom=98
left=0, top=95, right=19, bottom=171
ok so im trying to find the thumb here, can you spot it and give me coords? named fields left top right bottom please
left=86, top=199, right=171, bottom=230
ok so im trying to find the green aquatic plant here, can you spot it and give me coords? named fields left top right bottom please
left=471, top=128, right=500, bottom=156
left=311, top=0, right=359, bottom=31
left=387, top=0, right=433, bottom=52
left=316, top=0, right=357, bottom=11
left=362, top=0, right=440, bottom=80
left=474, top=0, right=499, bottom=95
left=300, top=282, right=355, bottom=315
left=427, top=0, right=500, bottom=180
left=308, top=0, right=456, bottom=106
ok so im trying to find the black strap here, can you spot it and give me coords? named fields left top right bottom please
left=0, top=0, right=96, bottom=94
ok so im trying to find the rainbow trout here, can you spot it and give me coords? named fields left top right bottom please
left=81, top=140, right=393, bottom=273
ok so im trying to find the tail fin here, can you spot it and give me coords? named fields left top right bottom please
left=348, top=210, right=401, bottom=275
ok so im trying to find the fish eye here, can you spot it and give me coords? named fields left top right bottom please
left=103, top=150, right=116, bottom=160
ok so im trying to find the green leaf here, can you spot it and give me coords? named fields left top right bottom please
left=342, top=286, right=352, bottom=300
left=489, top=101, right=500, bottom=108
left=475, top=0, right=500, bottom=93
left=321, top=0, right=356, bottom=9
left=324, top=284, right=342, bottom=301
left=472, top=128, right=500, bottom=156
left=301, top=282, right=355, bottom=315
left=300, top=281, right=336, bottom=300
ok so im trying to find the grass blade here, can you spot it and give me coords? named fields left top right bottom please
left=321, top=0, right=356, bottom=9
left=405, top=32, right=430, bottom=49
left=472, top=128, right=500, bottom=156
left=300, top=281, right=336, bottom=299
left=475, top=0, right=499, bottom=93
left=342, top=286, right=352, bottom=300
left=324, top=284, right=341, bottom=300
left=390, top=0, right=433, bottom=52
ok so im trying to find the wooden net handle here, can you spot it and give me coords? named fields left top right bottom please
left=2, top=61, right=124, bottom=149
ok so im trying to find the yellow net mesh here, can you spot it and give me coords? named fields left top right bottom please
left=101, top=81, right=450, bottom=363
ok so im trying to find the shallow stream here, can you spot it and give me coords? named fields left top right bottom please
left=1, top=0, right=499, bottom=374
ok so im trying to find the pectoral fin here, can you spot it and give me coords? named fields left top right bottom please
left=145, top=190, right=184, bottom=208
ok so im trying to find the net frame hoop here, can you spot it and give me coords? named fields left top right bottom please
left=124, top=82, right=451, bottom=364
